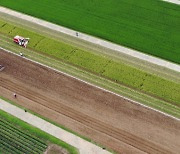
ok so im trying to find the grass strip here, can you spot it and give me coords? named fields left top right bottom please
left=0, top=0, right=180, bottom=63
left=0, top=19, right=180, bottom=107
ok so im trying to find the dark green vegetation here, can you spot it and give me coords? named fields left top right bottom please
left=0, top=115, right=47, bottom=153
left=0, top=0, right=180, bottom=63
left=0, top=101, right=78, bottom=154
left=0, top=19, right=179, bottom=107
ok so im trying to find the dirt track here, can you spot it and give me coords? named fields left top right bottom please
left=0, top=49, right=180, bottom=154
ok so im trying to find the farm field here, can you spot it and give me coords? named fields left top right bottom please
left=0, top=19, right=180, bottom=108
left=0, top=1, right=179, bottom=153
left=0, top=117, right=47, bottom=154
left=0, top=104, right=78, bottom=154
left=0, top=108, right=78, bottom=154
left=1, top=34, right=179, bottom=119
left=0, top=0, right=180, bottom=63
left=0, top=49, right=180, bottom=153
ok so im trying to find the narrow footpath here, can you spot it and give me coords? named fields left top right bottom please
left=163, top=0, right=180, bottom=4
left=0, top=98, right=110, bottom=154
left=0, top=6, right=179, bottom=72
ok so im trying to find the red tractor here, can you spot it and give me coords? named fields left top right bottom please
left=13, top=35, right=30, bottom=48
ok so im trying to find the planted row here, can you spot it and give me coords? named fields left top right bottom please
left=0, top=133, right=35, bottom=153
left=0, top=119, right=47, bottom=148
left=0, top=118, right=47, bottom=153
left=0, top=123, right=45, bottom=149
left=0, top=138, right=24, bottom=154
left=0, top=142, right=17, bottom=154
left=0, top=128, right=43, bottom=153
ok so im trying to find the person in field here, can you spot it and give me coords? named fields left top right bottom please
left=13, top=93, right=17, bottom=98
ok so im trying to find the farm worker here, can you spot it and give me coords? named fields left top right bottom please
left=76, top=32, right=78, bottom=37
left=13, top=93, right=17, bottom=98
left=20, top=52, right=23, bottom=56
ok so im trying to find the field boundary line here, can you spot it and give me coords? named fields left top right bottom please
left=0, top=6, right=179, bottom=72
left=1, top=47, right=179, bottom=121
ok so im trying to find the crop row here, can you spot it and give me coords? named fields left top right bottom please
left=0, top=141, right=19, bottom=154
left=0, top=128, right=44, bottom=153
left=0, top=108, right=78, bottom=154
left=0, top=119, right=47, bottom=149
left=0, top=138, right=22, bottom=154
left=0, top=19, right=179, bottom=106
left=0, top=118, right=47, bottom=153
left=0, top=133, right=35, bottom=154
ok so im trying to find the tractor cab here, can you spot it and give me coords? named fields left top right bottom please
left=13, top=35, right=30, bottom=48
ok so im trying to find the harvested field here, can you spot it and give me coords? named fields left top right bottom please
left=0, top=49, right=180, bottom=153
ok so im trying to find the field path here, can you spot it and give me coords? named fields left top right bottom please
left=0, top=49, right=180, bottom=153
left=163, top=0, right=180, bottom=4
left=0, top=6, right=179, bottom=72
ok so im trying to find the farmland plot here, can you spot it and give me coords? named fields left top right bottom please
left=0, top=107, right=78, bottom=154
left=0, top=118, right=47, bottom=154
left=0, top=19, right=180, bottom=106
left=0, top=0, right=180, bottom=63
left=0, top=50, right=179, bottom=153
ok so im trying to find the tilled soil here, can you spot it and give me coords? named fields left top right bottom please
left=0, top=49, right=180, bottom=154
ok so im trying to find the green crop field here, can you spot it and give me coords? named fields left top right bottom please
left=0, top=0, right=180, bottom=63
left=0, top=19, right=180, bottom=107
left=0, top=117, right=47, bottom=153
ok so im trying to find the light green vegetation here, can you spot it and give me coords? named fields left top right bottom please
left=0, top=19, right=179, bottom=107
left=0, top=0, right=180, bottom=63
left=0, top=99, right=79, bottom=154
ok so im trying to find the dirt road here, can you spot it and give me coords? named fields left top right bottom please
left=0, top=49, right=179, bottom=153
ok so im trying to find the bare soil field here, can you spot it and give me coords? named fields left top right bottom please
left=0, top=49, right=180, bottom=154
